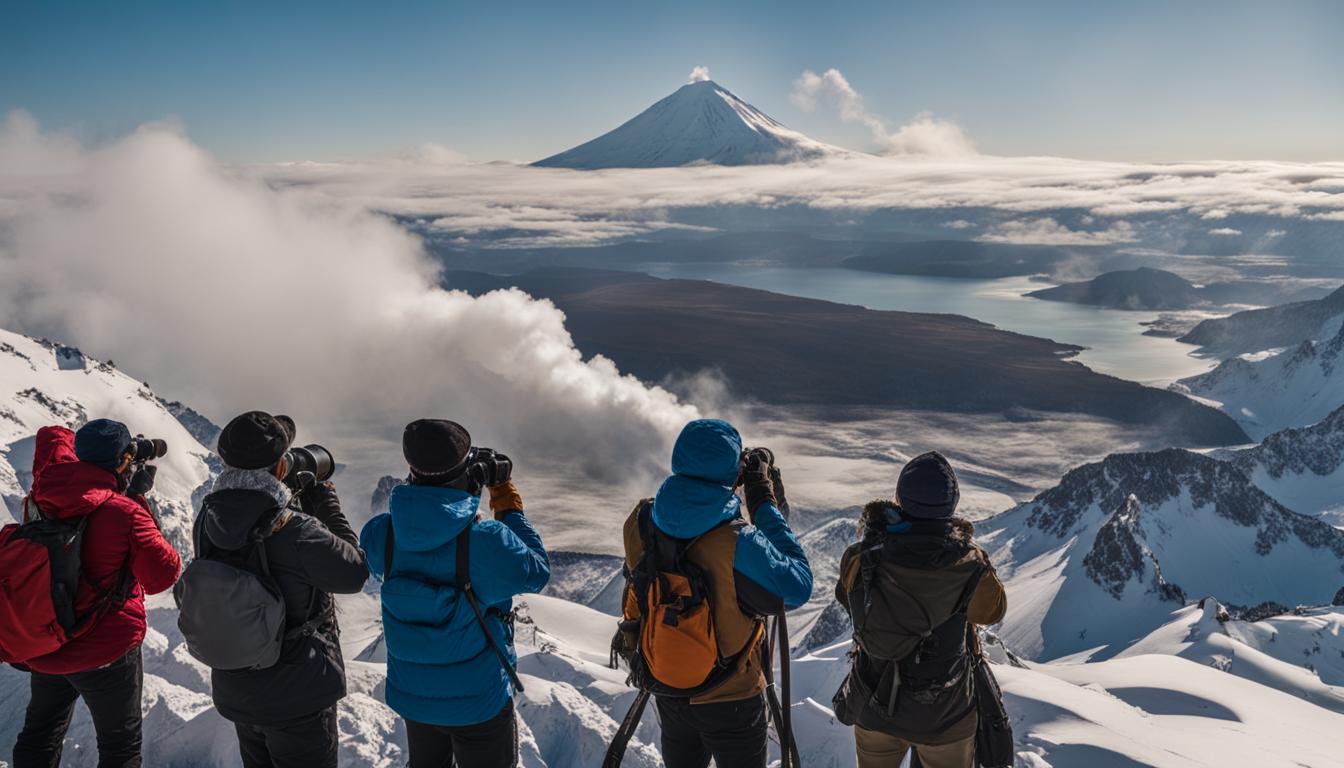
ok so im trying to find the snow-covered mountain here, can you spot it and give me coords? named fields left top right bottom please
left=1173, top=319, right=1344, bottom=439
left=532, top=80, right=846, bottom=169
left=978, top=448, right=1344, bottom=661
left=1228, top=404, right=1344, bottom=526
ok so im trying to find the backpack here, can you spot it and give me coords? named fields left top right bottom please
left=174, top=513, right=322, bottom=671
left=0, top=496, right=132, bottom=664
left=381, top=520, right=526, bottom=693
left=832, top=536, right=986, bottom=743
left=609, top=500, right=761, bottom=698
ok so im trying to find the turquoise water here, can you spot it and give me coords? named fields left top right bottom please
left=641, top=263, right=1217, bottom=386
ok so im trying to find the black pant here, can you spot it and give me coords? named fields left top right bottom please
left=405, top=700, right=518, bottom=768
left=656, top=694, right=768, bottom=768
left=234, top=706, right=339, bottom=768
left=13, top=646, right=144, bottom=768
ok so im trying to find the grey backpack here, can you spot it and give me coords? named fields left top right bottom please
left=174, top=533, right=317, bottom=671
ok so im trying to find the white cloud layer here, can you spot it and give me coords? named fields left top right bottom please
left=979, top=217, right=1137, bottom=246
left=791, top=68, right=975, bottom=156
left=0, top=114, right=700, bottom=494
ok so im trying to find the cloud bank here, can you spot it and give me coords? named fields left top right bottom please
left=791, top=68, right=975, bottom=156
left=0, top=114, right=700, bottom=495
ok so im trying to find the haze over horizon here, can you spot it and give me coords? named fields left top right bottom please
left=5, top=0, right=1342, bottom=164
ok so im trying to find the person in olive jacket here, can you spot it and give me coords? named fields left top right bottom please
left=192, top=411, right=368, bottom=768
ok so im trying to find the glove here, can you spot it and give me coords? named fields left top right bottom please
left=299, top=481, right=341, bottom=522
left=487, top=479, right=523, bottom=520
left=739, top=449, right=777, bottom=521
left=126, top=465, right=157, bottom=497
left=769, top=465, right=790, bottom=521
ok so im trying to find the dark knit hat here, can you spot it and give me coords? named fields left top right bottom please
left=403, top=419, right=472, bottom=480
left=74, top=418, right=133, bottom=471
left=896, top=451, right=960, bottom=519
left=217, top=411, right=296, bottom=470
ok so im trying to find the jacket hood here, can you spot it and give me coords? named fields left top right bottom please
left=30, top=461, right=118, bottom=519
left=859, top=499, right=975, bottom=569
left=201, top=468, right=293, bottom=549
left=653, top=420, right=744, bottom=539
left=388, top=483, right=480, bottom=552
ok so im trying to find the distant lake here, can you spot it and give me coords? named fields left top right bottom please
left=641, top=263, right=1217, bottom=386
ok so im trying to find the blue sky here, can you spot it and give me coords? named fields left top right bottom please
left=5, top=0, right=1341, bottom=162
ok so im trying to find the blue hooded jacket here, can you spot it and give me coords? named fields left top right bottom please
left=652, top=419, right=813, bottom=610
left=361, top=485, right=549, bottom=727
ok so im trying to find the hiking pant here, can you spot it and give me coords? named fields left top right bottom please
left=234, top=706, right=339, bottom=768
left=13, top=646, right=144, bottom=768
left=854, top=724, right=976, bottom=768
left=405, top=700, right=519, bottom=768
left=656, top=694, right=768, bottom=768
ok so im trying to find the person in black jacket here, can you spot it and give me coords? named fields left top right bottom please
left=192, top=411, right=369, bottom=768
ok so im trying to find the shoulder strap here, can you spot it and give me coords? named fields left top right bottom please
left=383, top=520, right=395, bottom=579
left=456, top=530, right=527, bottom=694
left=954, top=562, right=987, bottom=617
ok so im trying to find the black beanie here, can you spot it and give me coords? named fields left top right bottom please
left=217, top=411, right=296, bottom=470
left=74, top=418, right=133, bottom=471
left=403, top=419, right=472, bottom=480
left=896, top=451, right=960, bottom=520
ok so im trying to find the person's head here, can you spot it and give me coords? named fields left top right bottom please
left=402, top=419, right=472, bottom=487
left=895, top=451, right=960, bottom=520
left=217, top=411, right=296, bottom=478
left=669, top=418, right=742, bottom=485
left=74, top=418, right=134, bottom=476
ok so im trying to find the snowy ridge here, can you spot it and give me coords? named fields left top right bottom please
left=1174, top=319, right=1344, bottom=439
left=1229, top=404, right=1344, bottom=526
left=532, top=80, right=847, bottom=169
left=978, top=448, right=1344, bottom=661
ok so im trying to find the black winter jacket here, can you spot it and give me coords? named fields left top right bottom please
left=192, top=468, right=369, bottom=725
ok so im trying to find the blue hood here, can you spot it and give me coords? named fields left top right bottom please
left=653, top=419, right=743, bottom=538
left=388, top=484, right=480, bottom=552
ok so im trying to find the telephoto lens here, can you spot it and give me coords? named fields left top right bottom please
left=283, top=444, right=336, bottom=487
left=129, top=437, right=168, bottom=461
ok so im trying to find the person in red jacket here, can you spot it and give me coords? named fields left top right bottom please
left=11, top=420, right=182, bottom=768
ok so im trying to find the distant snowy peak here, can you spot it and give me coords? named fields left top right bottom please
left=1174, top=320, right=1344, bottom=440
left=533, top=80, right=849, bottom=169
left=980, top=448, right=1344, bottom=660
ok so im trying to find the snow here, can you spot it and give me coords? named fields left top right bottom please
left=5, top=324, right=1344, bottom=766
left=1174, top=320, right=1344, bottom=440
left=532, top=80, right=848, bottom=169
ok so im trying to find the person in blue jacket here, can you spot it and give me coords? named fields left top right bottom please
left=621, top=418, right=813, bottom=768
left=361, top=419, right=549, bottom=768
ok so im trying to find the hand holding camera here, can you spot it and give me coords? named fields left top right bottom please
left=738, top=447, right=780, bottom=521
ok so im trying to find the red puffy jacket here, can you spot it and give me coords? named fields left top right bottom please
left=23, top=426, right=181, bottom=675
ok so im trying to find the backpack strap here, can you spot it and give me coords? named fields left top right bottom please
left=456, top=530, right=526, bottom=694
left=383, top=520, right=395, bottom=579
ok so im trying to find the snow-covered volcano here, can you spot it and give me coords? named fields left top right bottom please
left=532, top=80, right=846, bottom=169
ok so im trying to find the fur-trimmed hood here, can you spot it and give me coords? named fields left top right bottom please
left=859, top=499, right=976, bottom=569
left=199, top=468, right=294, bottom=550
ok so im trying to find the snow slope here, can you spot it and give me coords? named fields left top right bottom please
left=1173, top=318, right=1344, bottom=440
left=1228, top=404, right=1344, bottom=526
left=532, top=80, right=846, bottom=169
left=977, top=448, right=1344, bottom=661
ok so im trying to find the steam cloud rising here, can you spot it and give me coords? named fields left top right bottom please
left=0, top=113, right=699, bottom=494
left=791, top=68, right=976, bottom=156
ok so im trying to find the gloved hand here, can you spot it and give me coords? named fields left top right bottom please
left=126, top=464, right=157, bottom=497
left=299, top=480, right=341, bottom=523
left=769, top=465, right=790, bottom=521
left=487, top=479, right=524, bottom=520
left=739, top=448, right=777, bottom=521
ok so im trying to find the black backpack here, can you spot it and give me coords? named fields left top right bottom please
left=175, top=511, right=324, bottom=671
left=833, top=538, right=985, bottom=743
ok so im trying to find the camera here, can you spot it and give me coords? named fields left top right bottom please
left=740, top=447, right=774, bottom=468
left=450, top=447, right=512, bottom=495
left=281, top=444, right=335, bottom=489
left=128, top=437, right=168, bottom=463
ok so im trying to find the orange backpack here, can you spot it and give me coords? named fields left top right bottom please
left=610, top=500, right=761, bottom=697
